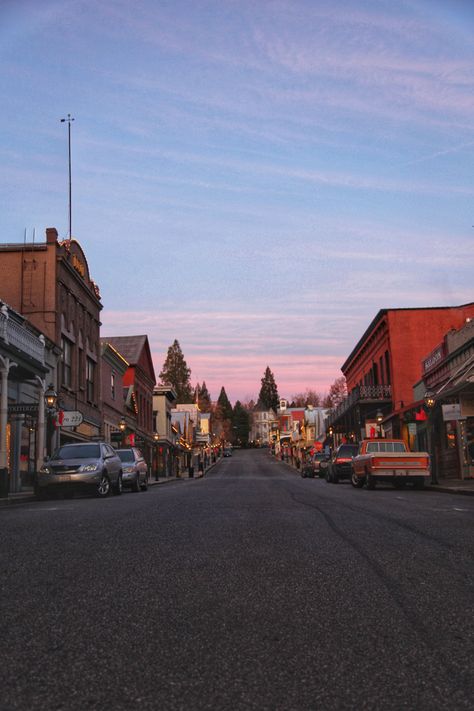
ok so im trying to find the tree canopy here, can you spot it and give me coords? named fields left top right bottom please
left=198, top=381, right=212, bottom=412
left=159, top=339, right=193, bottom=403
left=290, top=389, right=322, bottom=407
left=258, top=366, right=279, bottom=412
left=232, top=400, right=250, bottom=445
left=324, top=376, right=347, bottom=408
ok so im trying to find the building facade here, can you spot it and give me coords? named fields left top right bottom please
left=0, top=228, right=103, bottom=446
left=327, top=303, right=474, bottom=444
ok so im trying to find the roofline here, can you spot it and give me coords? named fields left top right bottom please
left=342, top=302, right=474, bottom=373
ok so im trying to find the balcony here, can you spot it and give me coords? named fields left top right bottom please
left=327, top=384, right=392, bottom=425
left=0, top=308, right=45, bottom=366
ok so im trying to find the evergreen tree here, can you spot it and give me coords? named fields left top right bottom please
left=232, top=400, right=250, bottom=445
left=258, top=366, right=279, bottom=412
left=159, top=339, right=193, bottom=403
left=198, top=381, right=212, bottom=412
left=217, top=386, right=233, bottom=420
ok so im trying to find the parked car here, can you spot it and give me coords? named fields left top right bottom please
left=35, top=442, right=123, bottom=499
left=326, top=443, right=359, bottom=483
left=318, top=454, right=331, bottom=479
left=223, top=449, right=233, bottom=457
left=312, top=451, right=328, bottom=477
left=301, top=459, right=315, bottom=478
left=116, top=448, right=148, bottom=492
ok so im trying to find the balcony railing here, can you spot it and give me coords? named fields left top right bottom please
left=328, top=384, right=392, bottom=423
left=0, top=310, right=45, bottom=365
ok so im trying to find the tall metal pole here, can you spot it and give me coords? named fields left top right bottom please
left=60, top=114, right=75, bottom=238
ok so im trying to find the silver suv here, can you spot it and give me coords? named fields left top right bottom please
left=115, top=448, right=148, bottom=492
left=35, top=442, right=123, bottom=499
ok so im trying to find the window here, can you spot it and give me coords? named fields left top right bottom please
left=86, top=358, right=95, bottom=402
left=111, top=372, right=116, bottom=400
left=61, top=337, right=72, bottom=388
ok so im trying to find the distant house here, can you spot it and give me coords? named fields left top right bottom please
left=250, top=401, right=276, bottom=445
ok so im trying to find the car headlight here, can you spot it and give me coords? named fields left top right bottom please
left=39, top=466, right=51, bottom=474
left=123, top=466, right=135, bottom=473
left=79, top=463, right=100, bottom=472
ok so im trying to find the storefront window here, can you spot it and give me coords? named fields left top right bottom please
left=445, top=420, right=457, bottom=449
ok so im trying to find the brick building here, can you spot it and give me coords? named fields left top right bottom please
left=327, top=303, right=474, bottom=443
left=103, top=335, right=156, bottom=466
left=0, top=228, right=103, bottom=445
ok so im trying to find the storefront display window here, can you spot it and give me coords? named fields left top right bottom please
left=445, top=420, right=457, bottom=449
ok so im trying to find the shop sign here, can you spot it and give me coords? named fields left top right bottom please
left=423, top=343, right=446, bottom=374
left=442, top=403, right=463, bottom=421
left=58, top=410, right=84, bottom=427
left=8, top=403, right=39, bottom=415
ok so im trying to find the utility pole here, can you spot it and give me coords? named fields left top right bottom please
left=60, top=114, right=75, bottom=238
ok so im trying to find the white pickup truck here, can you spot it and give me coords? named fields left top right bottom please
left=351, top=438, right=430, bottom=490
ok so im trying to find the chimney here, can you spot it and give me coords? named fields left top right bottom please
left=46, top=227, right=58, bottom=244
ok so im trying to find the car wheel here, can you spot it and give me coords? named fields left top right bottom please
left=97, top=473, right=110, bottom=498
left=132, top=473, right=140, bottom=492
left=140, top=474, right=148, bottom=492
left=366, top=472, right=376, bottom=490
left=351, top=470, right=364, bottom=488
left=325, top=469, right=331, bottom=483
left=333, top=470, right=339, bottom=484
left=113, top=473, right=123, bottom=496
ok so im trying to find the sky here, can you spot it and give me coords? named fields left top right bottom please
left=1, top=0, right=473, bottom=404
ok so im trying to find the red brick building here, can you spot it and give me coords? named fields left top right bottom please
left=0, top=228, right=103, bottom=444
left=103, top=335, right=156, bottom=465
left=327, top=303, right=474, bottom=443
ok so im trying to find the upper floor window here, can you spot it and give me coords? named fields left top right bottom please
left=86, top=358, right=95, bottom=402
left=61, top=337, right=72, bottom=388
left=111, top=372, right=116, bottom=400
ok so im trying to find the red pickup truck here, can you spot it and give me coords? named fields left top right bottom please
left=351, top=439, right=430, bottom=490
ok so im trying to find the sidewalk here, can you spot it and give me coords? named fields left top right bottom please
left=0, top=459, right=220, bottom=507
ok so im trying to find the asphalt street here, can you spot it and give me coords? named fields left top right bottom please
left=1, top=449, right=473, bottom=710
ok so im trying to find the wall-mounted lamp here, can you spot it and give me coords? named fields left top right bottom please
left=119, top=417, right=126, bottom=432
left=424, top=391, right=435, bottom=409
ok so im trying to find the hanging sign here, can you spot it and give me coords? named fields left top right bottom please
left=442, top=403, right=462, bottom=421
left=59, top=410, right=84, bottom=427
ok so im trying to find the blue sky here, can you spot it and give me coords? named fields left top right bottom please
left=1, top=0, right=473, bottom=403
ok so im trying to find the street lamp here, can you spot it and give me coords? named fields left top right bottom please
left=424, top=391, right=437, bottom=484
left=119, top=417, right=126, bottom=432
left=44, top=384, right=57, bottom=411
left=44, top=384, right=58, bottom=457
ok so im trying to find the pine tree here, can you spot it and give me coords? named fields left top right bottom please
left=232, top=400, right=250, bottom=445
left=258, top=366, right=279, bottom=412
left=217, top=386, right=233, bottom=420
left=159, top=339, right=193, bottom=403
left=198, top=381, right=212, bottom=412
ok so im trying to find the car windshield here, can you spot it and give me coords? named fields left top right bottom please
left=116, top=450, right=134, bottom=462
left=338, top=445, right=358, bottom=457
left=53, top=444, right=101, bottom=459
left=313, top=453, right=325, bottom=460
